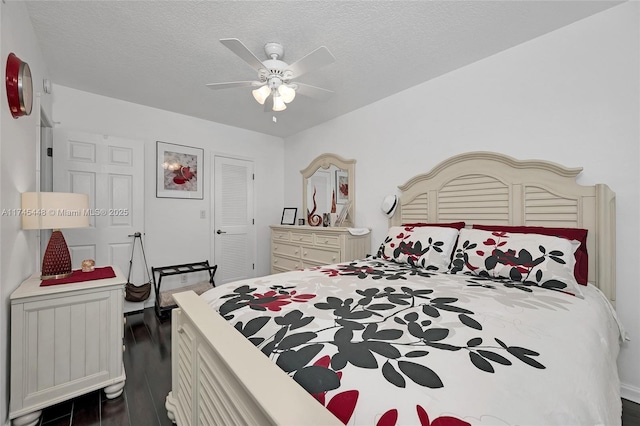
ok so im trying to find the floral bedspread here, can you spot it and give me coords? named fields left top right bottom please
left=201, top=259, right=623, bottom=426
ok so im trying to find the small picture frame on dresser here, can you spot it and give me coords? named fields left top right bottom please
left=281, top=208, right=297, bottom=225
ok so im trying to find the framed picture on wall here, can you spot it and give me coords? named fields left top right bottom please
left=335, top=170, right=349, bottom=204
left=156, top=141, right=204, bottom=199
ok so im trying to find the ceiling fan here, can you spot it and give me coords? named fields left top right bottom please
left=206, top=38, right=335, bottom=112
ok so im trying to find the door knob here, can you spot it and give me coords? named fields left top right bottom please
left=216, top=230, right=226, bottom=234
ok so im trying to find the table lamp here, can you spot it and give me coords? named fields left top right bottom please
left=21, top=192, right=90, bottom=279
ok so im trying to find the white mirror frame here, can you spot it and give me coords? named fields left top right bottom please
left=301, top=153, right=356, bottom=227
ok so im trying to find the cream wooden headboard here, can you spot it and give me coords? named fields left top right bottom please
left=389, top=152, right=616, bottom=305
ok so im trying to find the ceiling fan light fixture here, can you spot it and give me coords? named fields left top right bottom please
left=278, top=84, right=296, bottom=104
left=252, top=85, right=271, bottom=105
left=211, top=38, right=335, bottom=114
left=272, top=94, right=287, bottom=112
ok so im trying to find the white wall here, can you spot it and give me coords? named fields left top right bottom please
left=284, top=2, right=640, bottom=402
left=0, top=2, right=53, bottom=423
left=51, top=86, right=284, bottom=289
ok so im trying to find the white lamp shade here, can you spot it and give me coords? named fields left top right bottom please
left=252, top=85, right=271, bottom=105
left=272, top=95, right=287, bottom=111
left=278, top=84, right=296, bottom=103
left=21, top=192, right=90, bottom=230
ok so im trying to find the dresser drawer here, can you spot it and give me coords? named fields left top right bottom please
left=272, top=255, right=303, bottom=271
left=314, top=234, right=341, bottom=248
left=271, top=225, right=370, bottom=273
left=303, top=259, right=330, bottom=269
left=272, top=230, right=290, bottom=242
left=272, top=242, right=301, bottom=258
left=302, top=246, right=340, bottom=265
left=290, top=232, right=314, bottom=244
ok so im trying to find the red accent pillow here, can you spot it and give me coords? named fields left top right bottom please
left=403, top=222, right=466, bottom=230
left=472, top=225, right=588, bottom=285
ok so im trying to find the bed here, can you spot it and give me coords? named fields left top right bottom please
left=165, top=152, right=623, bottom=425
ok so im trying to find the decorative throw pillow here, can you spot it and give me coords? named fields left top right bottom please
left=473, top=224, right=588, bottom=285
left=451, top=228, right=582, bottom=297
left=376, top=225, right=460, bottom=271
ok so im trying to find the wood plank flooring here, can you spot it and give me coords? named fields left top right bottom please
left=38, top=307, right=640, bottom=426
left=39, top=308, right=172, bottom=426
left=624, top=398, right=640, bottom=426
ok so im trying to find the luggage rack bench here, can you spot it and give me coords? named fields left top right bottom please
left=152, top=260, right=217, bottom=319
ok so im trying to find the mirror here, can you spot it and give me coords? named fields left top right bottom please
left=301, top=153, right=355, bottom=227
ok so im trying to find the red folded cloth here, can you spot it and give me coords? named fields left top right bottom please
left=40, top=266, right=116, bottom=286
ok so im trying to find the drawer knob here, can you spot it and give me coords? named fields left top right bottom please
left=274, top=259, right=278, bottom=263
left=332, top=256, right=337, bottom=261
left=122, top=344, right=126, bottom=352
left=303, top=252, right=308, bottom=256
left=177, top=326, right=184, bottom=334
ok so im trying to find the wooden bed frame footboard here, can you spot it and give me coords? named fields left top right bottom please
left=165, top=291, right=340, bottom=425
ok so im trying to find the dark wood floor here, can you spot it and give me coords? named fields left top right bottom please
left=625, top=398, right=640, bottom=426
left=39, top=308, right=172, bottom=426
left=39, top=307, right=640, bottom=426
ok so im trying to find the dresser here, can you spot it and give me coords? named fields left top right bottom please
left=270, top=225, right=371, bottom=273
left=9, top=267, right=126, bottom=426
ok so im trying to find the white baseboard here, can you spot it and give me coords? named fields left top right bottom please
left=621, top=382, right=640, bottom=403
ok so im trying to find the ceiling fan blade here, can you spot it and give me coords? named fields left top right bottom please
left=220, top=38, right=265, bottom=72
left=294, top=83, right=334, bottom=101
left=287, top=46, right=335, bottom=79
left=206, top=81, right=260, bottom=90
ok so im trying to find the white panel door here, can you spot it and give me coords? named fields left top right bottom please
left=53, top=130, right=145, bottom=311
left=39, top=125, right=54, bottom=259
left=213, top=156, right=255, bottom=284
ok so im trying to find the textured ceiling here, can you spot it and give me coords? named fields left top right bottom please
left=24, top=1, right=622, bottom=138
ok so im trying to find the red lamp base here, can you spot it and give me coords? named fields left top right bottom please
left=41, top=230, right=72, bottom=280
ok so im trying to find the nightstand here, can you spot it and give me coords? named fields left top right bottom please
left=9, top=266, right=127, bottom=426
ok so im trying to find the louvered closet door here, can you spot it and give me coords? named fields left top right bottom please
left=213, top=155, right=255, bottom=284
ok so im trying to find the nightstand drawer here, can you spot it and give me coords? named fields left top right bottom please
left=302, top=246, right=340, bottom=264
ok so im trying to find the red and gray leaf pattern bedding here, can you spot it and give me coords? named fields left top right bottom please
left=201, top=259, right=624, bottom=426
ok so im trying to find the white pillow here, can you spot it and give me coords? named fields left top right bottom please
left=452, top=228, right=582, bottom=297
left=376, top=226, right=459, bottom=271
